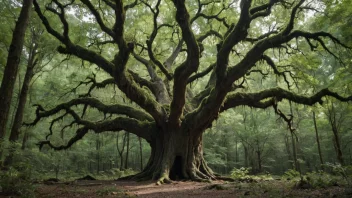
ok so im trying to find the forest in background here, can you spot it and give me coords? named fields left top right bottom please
left=0, top=0, right=352, bottom=197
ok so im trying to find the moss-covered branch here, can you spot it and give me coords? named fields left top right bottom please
left=222, top=87, right=352, bottom=111
left=169, top=0, right=200, bottom=126
left=37, top=116, right=155, bottom=150
left=188, top=63, right=215, bottom=84
left=26, top=97, right=153, bottom=127
left=61, top=75, right=116, bottom=98
left=34, top=0, right=115, bottom=75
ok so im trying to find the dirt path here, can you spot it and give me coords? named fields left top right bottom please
left=34, top=180, right=350, bottom=198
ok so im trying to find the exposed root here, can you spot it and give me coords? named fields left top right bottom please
left=188, top=168, right=211, bottom=183
left=216, top=176, right=235, bottom=182
left=204, top=184, right=231, bottom=190
left=156, top=173, right=172, bottom=185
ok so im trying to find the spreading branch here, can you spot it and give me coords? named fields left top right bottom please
left=37, top=115, right=154, bottom=150
left=222, top=87, right=352, bottom=112
left=169, top=0, right=200, bottom=126
left=26, top=97, right=153, bottom=128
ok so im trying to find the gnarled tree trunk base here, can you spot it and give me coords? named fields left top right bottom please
left=118, top=131, right=217, bottom=184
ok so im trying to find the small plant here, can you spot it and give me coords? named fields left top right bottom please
left=230, top=167, right=250, bottom=179
left=282, top=169, right=300, bottom=180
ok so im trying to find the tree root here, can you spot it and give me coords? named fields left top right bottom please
left=156, top=173, right=172, bottom=185
left=216, top=176, right=235, bottom=182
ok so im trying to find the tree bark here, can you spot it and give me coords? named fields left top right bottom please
left=313, top=111, right=324, bottom=167
left=0, top=0, right=33, bottom=144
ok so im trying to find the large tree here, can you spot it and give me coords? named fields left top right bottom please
left=29, top=0, right=352, bottom=183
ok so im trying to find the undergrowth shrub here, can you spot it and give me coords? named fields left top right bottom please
left=323, top=163, right=352, bottom=186
left=305, top=171, right=338, bottom=188
left=230, top=167, right=250, bottom=179
left=0, top=164, right=35, bottom=198
left=282, top=169, right=300, bottom=180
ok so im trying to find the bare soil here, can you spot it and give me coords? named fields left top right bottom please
left=11, top=179, right=352, bottom=198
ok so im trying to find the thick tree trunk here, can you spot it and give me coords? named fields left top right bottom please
left=312, top=111, right=324, bottom=167
left=125, top=129, right=215, bottom=184
left=0, top=0, right=33, bottom=145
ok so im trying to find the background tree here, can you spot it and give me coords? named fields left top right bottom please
left=0, top=0, right=33, bottom=155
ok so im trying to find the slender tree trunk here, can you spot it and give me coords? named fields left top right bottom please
left=313, top=111, right=324, bottom=167
left=21, top=129, right=29, bottom=150
left=332, top=125, right=344, bottom=165
left=291, top=131, right=299, bottom=170
left=0, top=0, right=33, bottom=147
left=250, top=149, right=255, bottom=173
left=124, top=132, right=130, bottom=170
left=243, top=143, right=248, bottom=167
left=284, top=134, right=294, bottom=169
left=327, top=105, right=344, bottom=165
left=289, top=102, right=301, bottom=174
left=117, top=133, right=126, bottom=170
left=235, top=139, right=238, bottom=168
left=257, top=149, right=262, bottom=173
left=139, top=137, right=143, bottom=171
left=96, top=136, right=100, bottom=174
left=4, top=49, right=36, bottom=166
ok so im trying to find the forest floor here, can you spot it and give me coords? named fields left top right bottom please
left=29, top=179, right=352, bottom=198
